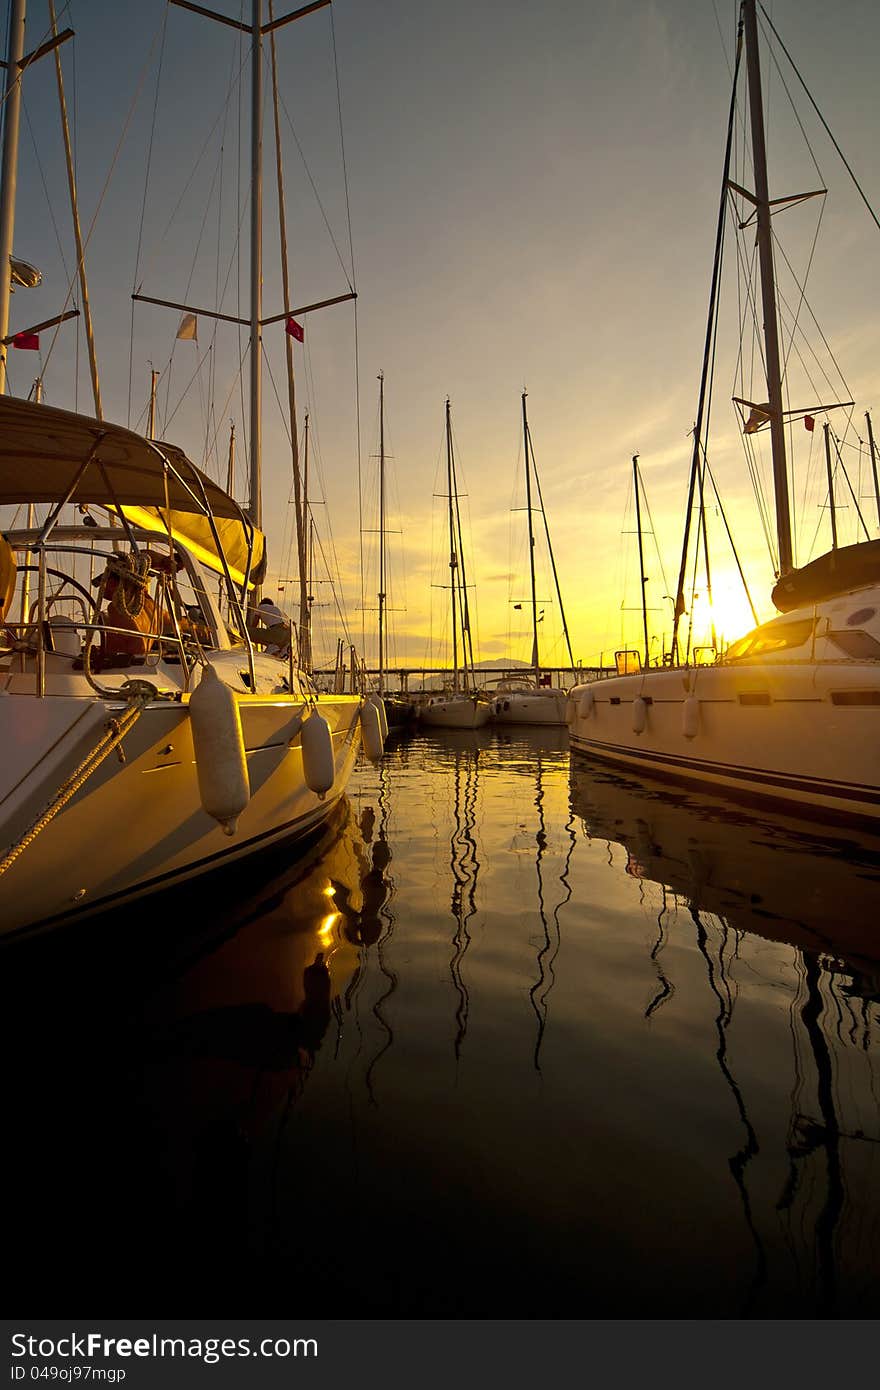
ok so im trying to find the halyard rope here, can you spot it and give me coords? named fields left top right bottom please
left=0, top=685, right=154, bottom=879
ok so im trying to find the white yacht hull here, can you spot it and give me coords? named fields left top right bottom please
left=419, top=695, right=491, bottom=729
left=568, top=659, right=880, bottom=821
left=0, top=684, right=364, bottom=937
left=489, top=688, right=568, bottom=726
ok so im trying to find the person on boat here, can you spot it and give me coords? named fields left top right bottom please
left=247, top=596, right=291, bottom=657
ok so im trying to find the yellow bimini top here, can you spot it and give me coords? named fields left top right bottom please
left=0, top=396, right=266, bottom=588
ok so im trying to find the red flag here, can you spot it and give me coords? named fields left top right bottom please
left=804, top=414, right=815, bottom=432
left=285, top=316, right=304, bottom=343
left=12, top=331, right=39, bottom=350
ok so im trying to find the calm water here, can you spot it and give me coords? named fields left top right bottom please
left=4, top=727, right=880, bottom=1317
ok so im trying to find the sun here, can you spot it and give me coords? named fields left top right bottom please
left=692, top=584, right=757, bottom=651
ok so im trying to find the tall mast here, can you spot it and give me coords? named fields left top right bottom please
left=249, top=0, right=262, bottom=530
left=0, top=0, right=27, bottom=395
left=226, top=420, right=236, bottom=494
left=302, top=410, right=311, bottom=665
left=446, top=397, right=458, bottom=689
left=743, top=0, right=793, bottom=575
left=823, top=422, right=838, bottom=550
left=49, top=0, right=101, bottom=418
left=378, top=371, right=386, bottom=696
left=633, top=455, right=650, bottom=669
left=866, top=411, right=880, bottom=531
left=148, top=368, right=160, bottom=439
left=268, top=1, right=308, bottom=665
left=522, top=390, right=540, bottom=678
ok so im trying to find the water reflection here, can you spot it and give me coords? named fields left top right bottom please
left=569, top=755, right=880, bottom=1316
left=6, top=729, right=880, bottom=1316
left=569, top=755, right=880, bottom=968
left=2, top=796, right=384, bottom=1306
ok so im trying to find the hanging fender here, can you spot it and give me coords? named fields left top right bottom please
left=682, top=694, right=700, bottom=739
left=302, top=709, right=336, bottom=796
left=368, top=691, right=389, bottom=741
left=632, top=696, right=648, bottom=734
left=360, top=698, right=385, bottom=762
left=578, top=688, right=594, bottom=721
left=189, top=662, right=250, bottom=835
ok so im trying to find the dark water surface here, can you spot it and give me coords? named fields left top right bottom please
left=4, top=727, right=880, bottom=1317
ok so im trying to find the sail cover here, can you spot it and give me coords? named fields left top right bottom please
left=0, top=396, right=266, bottom=586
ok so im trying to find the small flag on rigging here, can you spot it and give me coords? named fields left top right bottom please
left=176, top=313, right=198, bottom=342
left=285, top=316, right=304, bottom=343
left=743, top=403, right=771, bottom=434
left=513, top=603, right=522, bottom=610
left=12, top=331, right=39, bottom=350
left=804, top=414, right=815, bottom=432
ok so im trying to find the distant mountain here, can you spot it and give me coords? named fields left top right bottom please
left=472, top=657, right=530, bottom=669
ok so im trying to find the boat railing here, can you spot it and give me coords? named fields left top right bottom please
left=1, top=534, right=215, bottom=696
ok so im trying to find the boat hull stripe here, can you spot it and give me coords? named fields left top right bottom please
left=570, top=736, right=880, bottom=806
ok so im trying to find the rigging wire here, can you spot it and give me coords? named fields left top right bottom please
left=758, top=1, right=880, bottom=236
left=128, top=0, right=169, bottom=427
left=328, top=2, right=363, bottom=661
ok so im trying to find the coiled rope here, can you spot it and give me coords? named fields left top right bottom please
left=105, top=552, right=152, bottom=618
left=0, top=682, right=156, bottom=879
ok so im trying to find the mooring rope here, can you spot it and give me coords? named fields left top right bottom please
left=0, top=683, right=156, bottom=879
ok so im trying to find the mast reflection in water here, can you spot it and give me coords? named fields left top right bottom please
left=4, top=729, right=879, bottom=1315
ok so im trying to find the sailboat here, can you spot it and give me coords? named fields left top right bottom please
left=371, top=373, right=415, bottom=727
left=0, top=0, right=382, bottom=937
left=568, top=0, right=880, bottom=823
left=488, top=390, right=574, bottom=726
left=420, top=399, right=491, bottom=730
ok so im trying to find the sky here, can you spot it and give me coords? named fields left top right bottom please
left=3, top=0, right=880, bottom=672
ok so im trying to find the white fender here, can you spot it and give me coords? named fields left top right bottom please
left=189, top=662, right=249, bottom=835
left=682, top=694, right=700, bottom=739
left=578, top=688, right=594, bottom=721
left=302, top=709, right=335, bottom=796
left=632, top=696, right=648, bottom=734
left=360, top=698, right=384, bottom=762
left=369, top=691, right=389, bottom=741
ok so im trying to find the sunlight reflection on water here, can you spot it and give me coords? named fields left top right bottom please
left=5, top=726, right=880, bottom=1316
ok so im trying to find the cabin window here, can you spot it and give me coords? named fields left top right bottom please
left=830, top=690, right=880, bottom=706
left=615, top=649, right=642, bottom=675
left=738, top=691, right=771, bottom=706
left=725, top=618, right=814, bottom=661
left=826, top=629, right=880, bottom=659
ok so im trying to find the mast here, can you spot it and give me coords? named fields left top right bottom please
left=378, top=371, right=386, bottom=696
left=49, top=0, right=101, bottom=418
left=823, top=422, right=838, bottom=550
left=268, top=1, right=309, bottom=665
left=147, top=368, right=160, bottom=439
left=866, top=411, right=880, bottom=531
left=302, top=410, right=312, bottom=664
left=226, top=420, right=236, bottom=494
left=743, top=0, right=793, bottom=575
left=633, top=455, right=650, bottom=669
left=527, top=416, right=576, bottom=671
left=522, top=390, right=540, bottom=679
left=0, top=0, right=27, bottom=395
left=249, top=0, right=262, bottom=530
left=445, top=397, right=458, bottom=689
